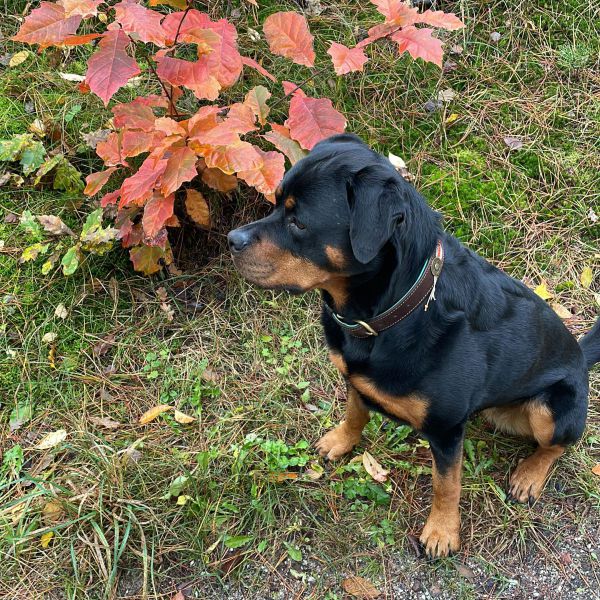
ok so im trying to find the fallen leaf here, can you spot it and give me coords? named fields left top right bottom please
left=81, top=128, right=111, bottom=149
left=139, top=404, right=172, bottom=424
left=305, top=462, right=324, bottom=480
left=40, top=531, right=54, bottom=548
left=37, top=215, right=74, bottom=237
left=580, top=266, right=593, bottom=289
left=59, top=72, right=86, bottom=82
left=445, top=113, right=459, bottom=125
left=92, top=333, right=116, bottom=357
left=42, top=332, right=57, bottom=344
left=89, top=416, right=120, bottom=429
left=437, top=88, right=456, bottom=102
left=342, top=576, right=381, bottom=599
left=36, top=429, right=67, bottom=450
left=9, top=49, right=32, bottom=67
left=592, top=464, right=600, bottom=477
left=268, top=472, right=298, bottom=482
left=362, top=451, right=389, bottom=483
left=534, top=282, right=553, bottom=300
left=28, top=118, right=46, bottom=136
left=10, top=401, right=33, bottom=432
left=54, top=303, right=68, bottom=319
left=503, top=136, right=523, bottom=150
left=174, top=409, right=196, bottom=424
left=588, top=208, right=598, bottom=223
left=42, top=500, right=63, bottom=523
left=490, top=31, right=502, bottom=42
left=552, top=302, right=573, bottom=319
left=455, top=563, right=476, bottom=579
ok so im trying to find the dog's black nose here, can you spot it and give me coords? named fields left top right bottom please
left=228, top=228, right=252, bottom=254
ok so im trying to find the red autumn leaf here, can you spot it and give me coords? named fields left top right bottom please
left=129, top=244, right=169, bottom=275
left=244, top=85, right=271, bottom=125
left=282, top=80, right=305, bottom=97
left=120, top=157, right=168, bottom=207
left=84, top=167, right=118, bottom=196
left=241, top=56, right=277, bottom=82
left=285, top=95, right=346, bottom=150
left=118, top=218, right=143, bottom=248
left=417, top=9, right=465, bottom=31
left=161, top=146, right=198, bottom=196
left=186, top=28, right=222, bottom=56
left=112, top=99, right=156, bottom=131
left=263, top=12, right=315, bottom=67
left=12, top=2, right=82, bottom=50
left=237, top=147, right=285, bottom=199
left=156, top=55, right=220, bottom=101
left=59, top=0, right=102, bottom=18
left=121, top=130, right=165, bottom=159
left=327, top=42, right=368, bottom=75
left=96, top=131, right=127, bottom=166
left=162, top=9, right=212, bottom=43
left=187, top=105, right=221, bottom=138
left=142, top=192, right=175, bottom=238
left=101, top=189, right=121, bottom=207
left=61, top=33, right=101, bottom=46
left=131, top=94, right=170, bottom=108
left=262, top=129, right=307, bottom=165
left=154, top=117, right=187, bottom=137
left=371, top=0, right=419, bottom=26
left=391, top=26, right=443, bottom=68
left=203, top=19, right=243, bottom=87
left=114, top=1, right=167, bottom=46
left=86, top=29, right=141, bottom=106
left=358, top=23, right=398, bottom=48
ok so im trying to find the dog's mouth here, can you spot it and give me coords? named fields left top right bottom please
left=231, top=253, right=275, bottom=285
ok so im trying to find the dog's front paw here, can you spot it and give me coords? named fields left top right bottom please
left=315, top=422, right=360, bottom=460
left=420, top=512, right=460, bottom=558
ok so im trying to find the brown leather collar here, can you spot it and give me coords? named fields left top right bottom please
left=325, top=240, right=444, bottom=339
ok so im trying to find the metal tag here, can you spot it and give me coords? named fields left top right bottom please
left=431, top=257, right=443, bottom=277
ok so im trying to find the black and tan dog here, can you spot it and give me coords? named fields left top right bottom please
left=228, top=134, right=599, bottom=558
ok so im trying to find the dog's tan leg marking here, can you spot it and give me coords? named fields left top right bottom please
left=420, top=451, right=462, bottom=558
left=506, top=401, right=564, bottom=503
left=315, top=384, right=369, bottom=460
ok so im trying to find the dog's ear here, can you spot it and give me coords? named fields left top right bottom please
left=348, top=165, right=404, bottom=264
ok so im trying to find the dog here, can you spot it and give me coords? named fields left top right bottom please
left=228, top=134, right=598, bottom=558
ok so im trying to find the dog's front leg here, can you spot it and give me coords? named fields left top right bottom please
left=316, top=384, right=370, bottom=460
left=420, top=428, right=464, bottom=558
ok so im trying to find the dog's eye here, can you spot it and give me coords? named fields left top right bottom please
left=288, top=216, right=306, bottom=231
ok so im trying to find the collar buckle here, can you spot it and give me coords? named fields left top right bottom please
left=354, top=319, right=379, bottom=336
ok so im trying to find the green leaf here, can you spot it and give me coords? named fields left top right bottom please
left=65, top=104, right=82, bottom=123
left=20, top=242, right=49, bottom=263
left=284, top=542, right=302, bottom=562
left=35, top=154, right=64, bottom=184
left=223, top=535, right=254, bottom=549
left=19, top=210, right=43, bottom=240
left=61, top=245, right=80, bottom=276
left=9, top=401, right=33, bottom=433
left=20, top=140, right=46, bottom=175
left=581, top=266, right=593, bottom=289
left=53, top=157, right=84, bottom=194
left=0, top=134, right=33, bottom=162
left=80, top=209, right=118, bottom=255
left=163, top=475, right=189, bottom=499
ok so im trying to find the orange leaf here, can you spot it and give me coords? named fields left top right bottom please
left=327, top=42, right=368, bottom=75
left=96, top=132, right=127, bottom=166
left=156, top=54, right=221, bottom=101
left=142, top=192, right=174, bottom=238
left=114, top=1, right=167, bottom=46
left=244, top=85, right=271, bottom=126
left=130, top=244, right=171, bottom=275
left=101, top=189, right=121, bottom=208
left=362, top=451, right=389, bottom=483
left=185, top=190, right=211, bottom=228
left=59, top=0, right=102, bottom=18
left=139, top=404, right=172, bottom=424
left=592, top=464, right=600, bottom=477
left=154, top=117, right=186, bottom=137
left=121, top=130, right=166, bottom=160
left=263, top=12, right=315, bottom=67
left=241, top=55, right=277, bottom=82
left=60, top=33, right=101, bottom=46
left=86, top=29, right=141, bottom=106
left=84, top=167, right=118, bottom=197
left=285, top=94, right=346, bottom=150
left=113, top=99, right=157, bottom=131
left=391, top=26, right=443, bottom=68
left=161, top=146, right=198, bottom=196
left=371, top=0, right=419, bottom=26
left=174, top=410, right=196, bottom=424
left=262, top=129, right=307, bottom=165
left=237, top=147, right=285, bottom=199
left=199, top=161, right=238, bottom=193
left=12, top=2, right=82, bottom=50
left=200, top=141, right=262, bottom=175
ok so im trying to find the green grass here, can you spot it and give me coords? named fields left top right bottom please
left=1, top=0, right=600, bottom=598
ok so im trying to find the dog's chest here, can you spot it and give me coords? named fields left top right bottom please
left=328, top=351, right=428, bottom=430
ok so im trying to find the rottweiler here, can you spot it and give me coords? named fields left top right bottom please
left=228, top=134, right=598, bottom=558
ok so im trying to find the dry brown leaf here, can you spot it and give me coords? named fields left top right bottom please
left=92, top=333, right=116, bottom=356
left=42, top=500, right=63, bottom=523
left=185, top=189, right=211, bottom=229
left=139, top=404, right=172, bottom=424
left=362, top=451, right=389, bottom=483
left=552, top=302, right=573, bottom=319
left=171, top=592, right=185, bottom=600
left=342, top=576, right=381, bottom=599
left=37, top=215, right=75, bottom=237
left=592, top=464, right=600, bottom=477
left=36, top=429, right=67, bottom=450
left=174, top=409, right=195, bottom=424
left=89, top=415, right=120, bottom=430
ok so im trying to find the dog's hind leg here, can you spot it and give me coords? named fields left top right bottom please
left=507, top=377, right=587, bottom=504
left=315, top=384, right=370, bottom=460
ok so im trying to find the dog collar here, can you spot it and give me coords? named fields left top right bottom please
left=325, top=240, right=444, bottom=339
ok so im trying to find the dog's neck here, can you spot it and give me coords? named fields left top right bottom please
left=323, top=222, right=441, bottom=321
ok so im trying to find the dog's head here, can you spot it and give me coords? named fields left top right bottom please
left=228, top=134, right=431, bottom=304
